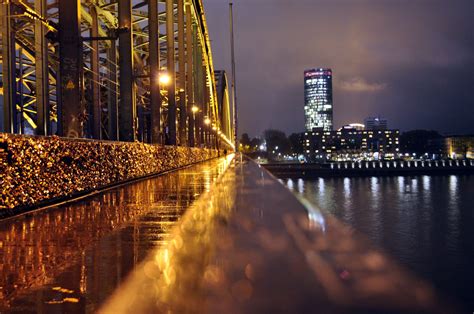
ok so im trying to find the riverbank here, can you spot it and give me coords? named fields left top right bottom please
left=263, top=160, right=474, bottom=178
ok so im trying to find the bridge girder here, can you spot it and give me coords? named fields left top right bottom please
left=0, top=0, right=234, bottom=149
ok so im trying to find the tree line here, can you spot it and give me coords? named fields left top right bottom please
left=239, top=129, right=304, bottom=159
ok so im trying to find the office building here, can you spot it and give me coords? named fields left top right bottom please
left=341, top=123, right=365, bottom=131
left=364, top=116, right=388, bottom=130
left=445, top=136, right=474, bottom=159
left=303, top=126, right=400, bottom=161
left=304, top=68, right=333, bottom=131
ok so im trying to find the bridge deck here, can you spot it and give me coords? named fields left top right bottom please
left=0, top=155, right=230, bottom=312
left=0, top=155, right=454, bottom=313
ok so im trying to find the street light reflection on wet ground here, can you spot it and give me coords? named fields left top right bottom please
left=0, top=155, right=234, bottom=313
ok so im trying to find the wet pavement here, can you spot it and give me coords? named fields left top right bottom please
left=0, top=155, right=233, bottom=313
left=0, top=154, right=456, bottom=313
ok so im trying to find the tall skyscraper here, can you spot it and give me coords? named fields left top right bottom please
left=304, top=68, right=333, bottom=131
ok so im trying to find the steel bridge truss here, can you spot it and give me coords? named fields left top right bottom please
left=0, top=0, right=234, bottom=149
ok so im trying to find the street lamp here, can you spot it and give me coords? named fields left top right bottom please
left=158, top=71, right=171, bottom=85
left=204, top=117, right=211, bottom=125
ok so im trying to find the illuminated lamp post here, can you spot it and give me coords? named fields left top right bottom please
left=189, top=105, right=198, bottom=146
left=158, top=71, right=171, bottom=86
left=157, top=71, right=171, bottom=143
left=204, top=117, right=211, bottom=148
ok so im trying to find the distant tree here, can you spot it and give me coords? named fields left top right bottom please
left=250, top=137, right=263, bottom=151
left=263, top=129, right=291, bottom=156
left=240, top=133, right=251, bottom=146
left=400, top=130, right=443, bottom=156
left=288, top=133, right=304, bottom=155
left=239, top=133, right=252, bottom=153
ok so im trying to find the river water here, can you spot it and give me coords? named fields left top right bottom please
left=285, top=174, right=474, bottom=310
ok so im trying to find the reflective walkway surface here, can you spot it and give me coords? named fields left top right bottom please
left=0, top=156, right=233, bottom=313
left=0, top=155, right=455, bottom=313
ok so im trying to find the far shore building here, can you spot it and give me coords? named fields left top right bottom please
left=303, top=124, right=400, bottom=162
left=445, top=136, right=474, bottom=159
left=364, top=116, right=388, bottom=130
left=342, top=123, right=365, bottom=131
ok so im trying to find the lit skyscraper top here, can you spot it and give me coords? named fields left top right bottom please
left=304, top=68, right=333, bottom=131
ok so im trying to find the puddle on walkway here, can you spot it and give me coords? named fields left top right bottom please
left=0, top=156, right=232, bottom=313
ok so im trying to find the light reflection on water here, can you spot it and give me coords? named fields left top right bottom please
left=447, top=175, right=460, bottom=251
left=343, top=178, right=351, bottom=199
left=289, top=174, right=474, bottom=309
left=286, top=179, right=294, bottom=191
left=297, top=178, right=304, bottom=194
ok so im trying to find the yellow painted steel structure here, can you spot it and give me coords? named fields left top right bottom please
left=0, top=0, right=234, bottom=150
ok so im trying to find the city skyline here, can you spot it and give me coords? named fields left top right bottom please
left=203, top=0, right=474, bottom=137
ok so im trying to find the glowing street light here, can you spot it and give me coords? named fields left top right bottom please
left=191, top=106, right=199, bottom=113
left=158, top=72, right=171, bottom=85
left=204, top=117, right=211, bottom=125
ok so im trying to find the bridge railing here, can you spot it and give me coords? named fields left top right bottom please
left=328, top=159, right=474, bottom=170
left=0, top=132, right=222, bottom=217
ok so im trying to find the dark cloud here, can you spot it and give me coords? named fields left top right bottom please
left=203, top=0, right=474, bottom=137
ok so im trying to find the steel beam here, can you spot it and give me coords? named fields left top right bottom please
left=58, top=0, right=84, bottom=138
left=107, top=42, right=119, bottom=140
left=34, top=0, right=50, bottom=135
left=1, top=1, right=16, bottom=133
left=203, top=64, right=210, bottom=147
left=166, top=0, right=176, bottom=145
left=18, top=47, right=24, bottom=134
left=148, top=0, right=161, bottom=144
left=91, top=3, right=101, bottom=139
left=185, top=4, right=194, bottom=147
left=177, top=0, right=186, bottom=145
left=118, top=0, right=136, bottom=141
left=193, top=29, right=203, bottom=147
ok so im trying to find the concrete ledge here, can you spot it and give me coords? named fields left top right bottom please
left=0, top=133, right=220, bottom=216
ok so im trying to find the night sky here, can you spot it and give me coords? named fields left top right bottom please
left=203, top=0, right=474, bottom=137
